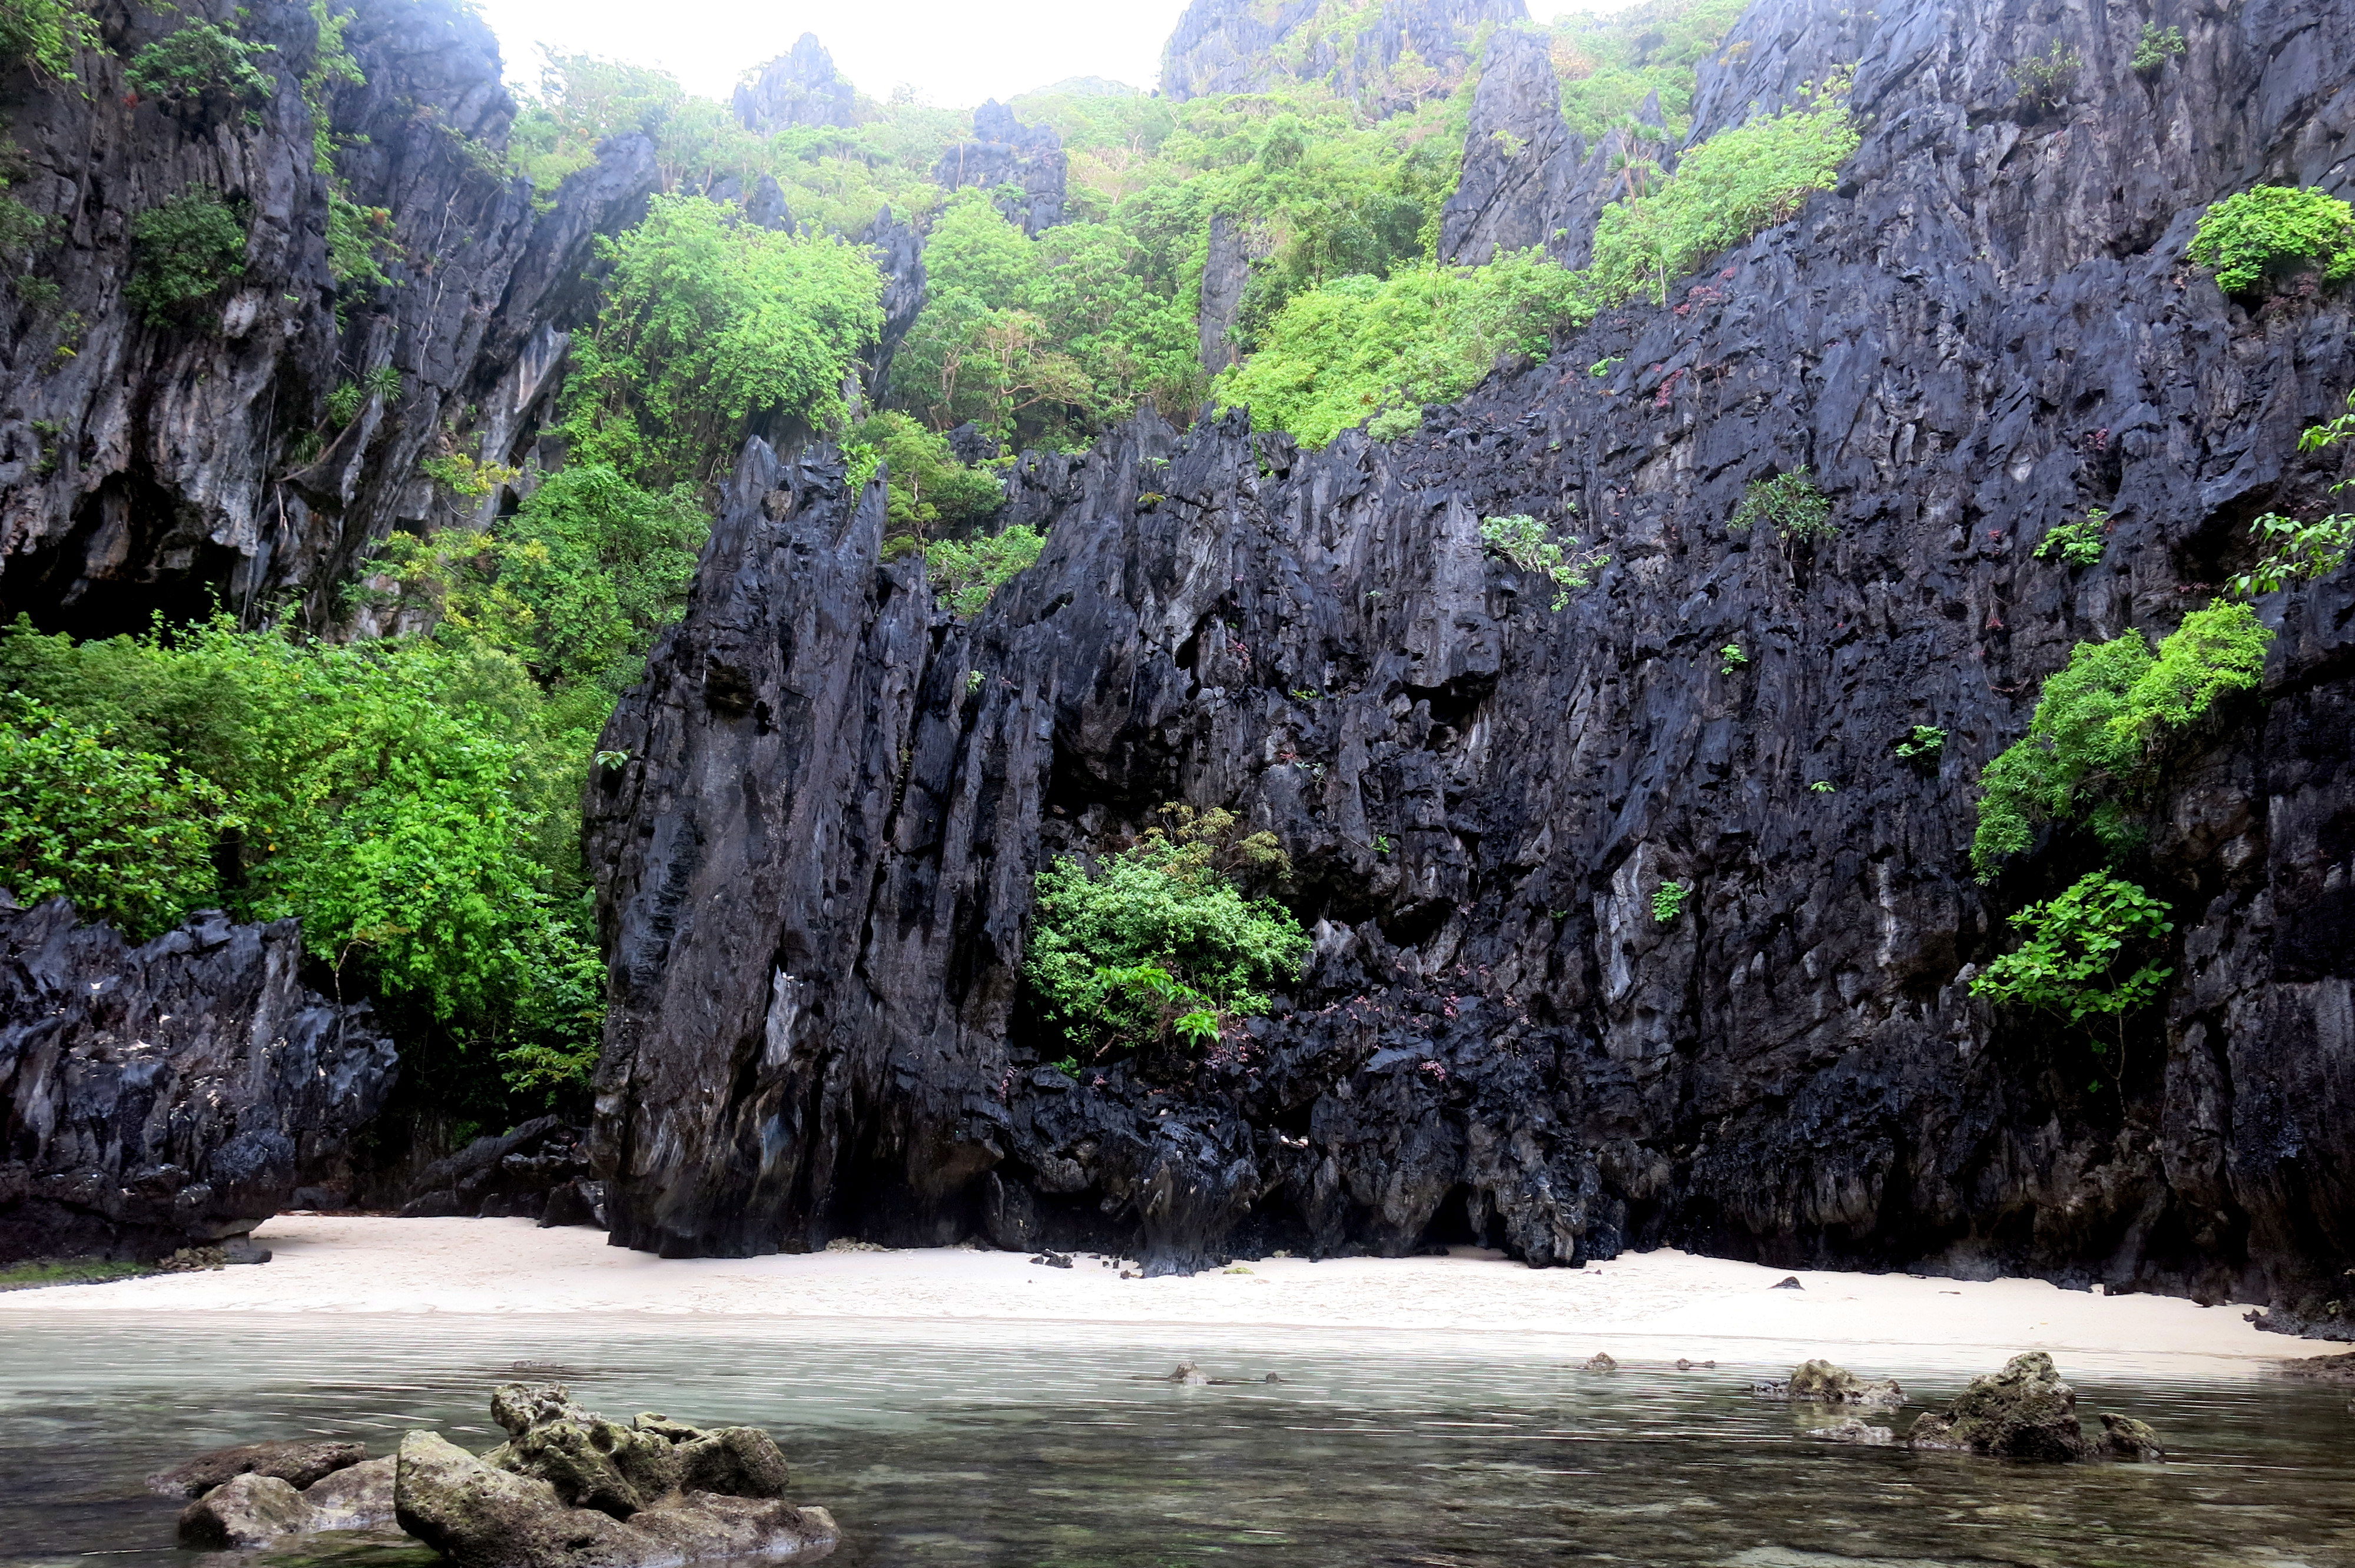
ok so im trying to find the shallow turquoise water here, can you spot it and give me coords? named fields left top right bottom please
left=0, top=1315, right=2347, bottom=1566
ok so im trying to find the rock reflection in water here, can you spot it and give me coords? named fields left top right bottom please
left=0, top=1318, right=2347, bottom=1567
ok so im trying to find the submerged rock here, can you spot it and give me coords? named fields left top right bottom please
left=1583, top=1353, right=1620, bottom=1373
left=395, top=1429, right=836, bottom=1567
left=1779, top=1359, right=1905, bottom=1408
left=1806, top=1416, right=1896, bottom=1446
left=2098, top=1413, right=2167, bottom=1462
left=148, top=1439, right=370, bottom=1499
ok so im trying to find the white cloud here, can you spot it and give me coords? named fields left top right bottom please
left=469, top=0, right=1659, bottom=108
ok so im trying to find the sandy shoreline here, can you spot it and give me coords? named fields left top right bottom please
left=0, top=1214, right=2323, bottom=1372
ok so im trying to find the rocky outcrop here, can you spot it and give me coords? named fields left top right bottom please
left=934, top=101, right=1067, bottom=236
left=0, top=0, right=657, bottom=638
left=175, top=1456, right=396, bottom=1547
left=1438, top=27, right=1587, bottom=265
left=394, top=1386, right=837, bottom=1567
left=1905, top=1352, right=2162, bottom=1462
left=733, top=34, right=858, bottom=133
left=1199, top=214, right=1271, bottom=372
left=591, top=0, right=2355, bottom=1316
left=1162, top=0, right=1528, bottom=114
left=0, top=896, right=398, bottom=1263
left=393, top=1115, right=599, bottom=1224
left=861, top=207, right=929, bottom=400
left=1753, top=1360, right=1903, bottom=1406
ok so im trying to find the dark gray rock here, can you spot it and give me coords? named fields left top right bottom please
left=1438, top=28, right=1590, bottom=265
left=393, top=1116, right=590, bottom=1222
left=586, top=0, right=2355, bottom=1321
left=148, top=1439, right=369, bottom=1499
left=733, top=34, right=858, bottom=133
left=0, top=0, right=657, bottom=638
left=0, top=898, right=397, bottom=1264
left=934, top=102, right=1068, bottom=235
left=1198, top=214, right=1271, bottom=372
left=860, top=207, right=928, bottom=400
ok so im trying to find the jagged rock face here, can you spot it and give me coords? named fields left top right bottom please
left=860, top=208, right=928, bottom=400
left=1198, top=214, right=1271, bottom=373
left=0, top=0, right=655, bottom=637
left=1162, top=0, right=1528, bottom=112
left=934, top=101, right=1067, bottom=236
left=593, top=0, right=2355, bottom=1303
left=0, top=896, right=398, bottom=1262
left=1439, top=28, right=1679, bottom=268
left=732, top=34, right=858, bottom=134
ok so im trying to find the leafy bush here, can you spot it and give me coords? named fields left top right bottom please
left=927, top=524, right=1045, bottom=616
left=2234, top=389, right=2355, bottom=594
left=1969, top=870, right=2173, bottom=1029
left=562, top=194, right=885, bottom=493
left=127, top=22, right=276, bottom=107
left=0, top=696, right=233, bottom=939
left=1971, top=602, right=2272, bottom=879
left=849, top=411, right=1005, bottom=540
left=2036, top=508, right=2111, bottom=566
left=125, top=193, right=248, bottom=327
left=2188, top=185, right=2355, bottom=296
left=1025, top=806, right=1309, bottom=1071
left=1651, top=880, right=1689, bottom=923
left=1478, top=513, right=1609, bottom=609
left=1719, top=643, right=1747, bottom=673
left=2011, top=40, right=2081, bottom=114
left=1727, top=469, right=1835, bottom=543
left=326, top=191, right=391, bottom=291
left=0, top=616, right=604, bottom=1105
left=1896, top=724, right=1946, bottom=764
left=0, top=0, right=100, bottom=78
left=2130, top=23, right=2185, bottom=75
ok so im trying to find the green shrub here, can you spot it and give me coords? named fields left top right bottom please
left=1971, top=601, right=2272, bottom=879
left=326, top=191, right=390, bottom=291
left=927, top=524, right=1045, bottom=617
left=1719, top=643, right=1747, bottom=673
left=562, top=194, right=885, bottom=493
left=1651, top=880, right=1689, bottom=922
left=2036, top=507, right=2111, bottom=566
left=2130, top=23, right=2185, bottom=75
left=1969, top=870, right=2173, bottom=1030
left=2011, top=41, right=2081, bottom=113
left=1025, top=805, right=1308, bottom=1071
left=2234, top=388, right=2355, bottom=595
left=125, top=193, right=248, bottom=327
left=0, top=0, right=100, bottom=77
left=1478, top=513, right=1608, bottom=609
left=1895, top=724, right=1946, bottom=764
left=1727, top=469, right=1836, bottom=543
left=0, top=696, right=232, bottom=939
left=850, top=411, right=1005, bottom=540
left=127, top=22, right=276, bottom=107
left=2188, top=185, right=2355, bottom=296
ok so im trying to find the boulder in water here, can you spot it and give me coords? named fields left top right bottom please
left=1806, top=1416, right=1896, bottom=1446
left=171, top=1454, right=394, bottom=1547
left=1906, top=1352, right=2088, bottom=1460
left=1780, top=1358, right=1905, bottom=1407
left=147, top=1438, right=369, bottom=1499
left=2099, top=1412, right=2167, bottom=1461
left=1583, top=1352, right=1618, bottom=1372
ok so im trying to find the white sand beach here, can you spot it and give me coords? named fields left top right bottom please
left=0, top=1214, right=2319, bottom=1371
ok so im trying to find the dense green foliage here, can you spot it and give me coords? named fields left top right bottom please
left=0, top=618, right=605, bottom=1101
left=1969, top=871, right=2173, bottom=1029
left=1026, top=808, right=1309, bottom=1072
left=127, top=22, right=276, bottom=107
left=1478, top=513, right=1608, bottom=609
left=0, top=0, right=99, bottom=77
left=1218, top=81, right=1857, bottom=445
left=927, top=524, right=1045, bottom=617
left=561, top=195, right=885, bottom=492
left=125, top=193, right=247, bottom=326
left=1547, top=0, right=1746, bottom=141
left=1970, top=602, right=2273, bottom=879
left=2189, top=185, right=2355, bottom=295
left=1727, top=469, right=1835, bottom=543
left=2130, top=23, right=2186, bottom=75
left=1651, top=880, right=1689, bottom=923
left=847, top=411, right=1006, bottom=540
left=0, top=696, right=232, bottom=939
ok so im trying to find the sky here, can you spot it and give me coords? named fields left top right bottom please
left=471, top=0, right=1635, bottom=108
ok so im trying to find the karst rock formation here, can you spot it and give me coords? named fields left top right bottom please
left=588, top=0, right=2355, bottom=1333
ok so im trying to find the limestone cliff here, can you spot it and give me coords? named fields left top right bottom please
left=0, top=0, right=656, bottom=637
left=1162, top=0, right=1527, bottom=113
left=589, top=0, right=2355, bottom=1332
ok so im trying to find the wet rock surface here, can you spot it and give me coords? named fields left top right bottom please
left=1903, top=1351, right=2163, bottom=1463
left=396, top=1385, right=834, bottom=1567
left=589, top=0, right=2355, bottom=1314
left=0, top=896, right=398, bottom=1264
left=148, top=1439, right=369, bottom=1499
left=0, top=0, right=656, bottom=636
left=1754, top=1360, right=1903, bottom=1407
